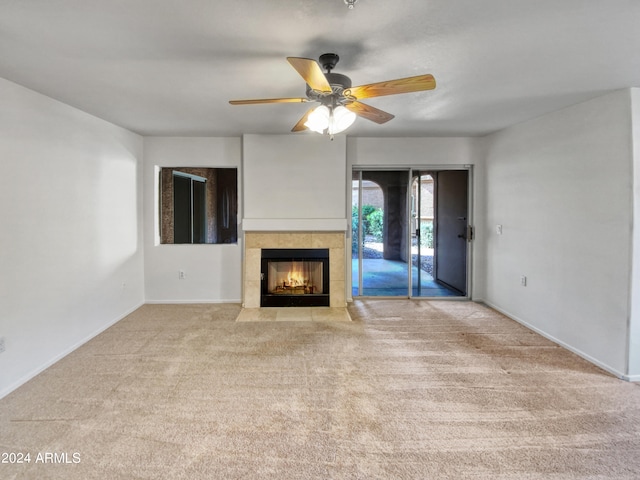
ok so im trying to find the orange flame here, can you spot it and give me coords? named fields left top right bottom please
left=287, top=261, right=308, bottom=286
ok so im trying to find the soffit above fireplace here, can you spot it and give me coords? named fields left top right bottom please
left=242, top=136, right=347, bottom=234
left=242, top=218, right=347, bottom=232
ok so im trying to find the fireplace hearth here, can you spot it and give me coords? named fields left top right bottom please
left=261, top=248, right=329, bottom=307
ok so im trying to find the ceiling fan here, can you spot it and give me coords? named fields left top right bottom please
left=229, top=53, right=436, bottom=135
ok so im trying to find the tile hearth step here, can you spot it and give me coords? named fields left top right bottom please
left=235, top=307, right=351, bottom=322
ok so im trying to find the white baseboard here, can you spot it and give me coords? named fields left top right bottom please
left=482, top=300, right=634, bottom=382
left=0, top=301, right=145, bottom=400
left=145, top=299, right=242, bottom=304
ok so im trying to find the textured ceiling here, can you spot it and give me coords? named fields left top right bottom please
left=1, top=0, right=639, bottom=137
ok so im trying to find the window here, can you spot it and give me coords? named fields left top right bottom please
left=159, top=167, right=237, bottom=244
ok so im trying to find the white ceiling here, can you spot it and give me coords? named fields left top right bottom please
left=1, top=0, right=639, bottom=137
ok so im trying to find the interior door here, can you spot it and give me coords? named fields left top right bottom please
left=434, top=170, right=469, bottom=295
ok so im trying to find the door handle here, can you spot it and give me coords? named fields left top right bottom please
left=458, top=226, right=473, bottom=241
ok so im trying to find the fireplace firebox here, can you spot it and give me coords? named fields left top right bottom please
left=261, top=248, right=330, bottom=307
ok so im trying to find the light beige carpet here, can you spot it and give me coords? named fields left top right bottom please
left=1, top=300, right=640, bottom=479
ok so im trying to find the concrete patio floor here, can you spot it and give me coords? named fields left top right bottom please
left=352, top=258, right=461, bottom=297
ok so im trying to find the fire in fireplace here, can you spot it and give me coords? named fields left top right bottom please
left=261, top=248, right=330, bottom=307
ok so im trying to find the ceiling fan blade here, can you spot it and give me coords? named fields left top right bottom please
left=345, top=74, right=436, bottom=100
left=345, top=101, right=395, bottom=124
left=229, top=97, right=309, bottom=105
left=291, top=108, right=315, bottom=132
left=287, top=57, right=332, bottom=93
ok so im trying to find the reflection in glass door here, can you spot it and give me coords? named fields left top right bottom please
left=409, top=171, right=464, bottom=297
left=433, top=170, right=469, bottom=295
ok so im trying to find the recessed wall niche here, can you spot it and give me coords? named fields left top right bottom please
left=160, top=167, right=237, bottom=244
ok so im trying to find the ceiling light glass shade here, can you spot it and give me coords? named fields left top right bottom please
left=305, top=105, right=357, bottom=135
left=304, top=105, right=330, bottom=133
left=328, top=105, right=356, bottom=134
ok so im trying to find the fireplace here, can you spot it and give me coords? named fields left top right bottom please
left=261, top=248, right=330, bottom=307
left=243, top=231, right=346, bottom=308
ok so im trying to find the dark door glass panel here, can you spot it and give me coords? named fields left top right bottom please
left=173, top=175, right=192, bottom=244
left=192, top=180, right=206, bottom=243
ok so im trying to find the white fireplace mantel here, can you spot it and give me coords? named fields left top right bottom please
left=242, top=218, right=348, bottom=232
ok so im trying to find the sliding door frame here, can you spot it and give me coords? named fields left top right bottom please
left=350, top=164, right=473, bottom=300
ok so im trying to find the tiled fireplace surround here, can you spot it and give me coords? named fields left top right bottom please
left=243, top=231, right=346, bottom=308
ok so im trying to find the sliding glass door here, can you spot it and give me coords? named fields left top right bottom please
left=411, top=171, right=434, bottom=297
left=352, top=167, right=471, bottom=298
left=352, top=170, right=410, bottom=296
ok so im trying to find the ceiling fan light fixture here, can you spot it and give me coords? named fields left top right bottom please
left=305, top=105, right=357, bottom=135
left=344, top=0, right=358, bottom=9
left=304, top=105, right=330, bottom=133
left=328, top=105, right=356, bottom=134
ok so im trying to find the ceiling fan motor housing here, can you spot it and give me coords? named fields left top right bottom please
left=306, top=72, right=353, bottom=104
left=306, top=53, right=353, bottom=104
left=319, top=53, right=340, bottom=72
left=325, top=72, right=352, bottom=89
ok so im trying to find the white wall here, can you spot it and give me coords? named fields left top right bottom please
left=347, top=137, right=476, bottom=168
left=480, top=89, right=634, bottom=378
left=0, top=78, right=144, bottom=398
left=143, top=137, right=242, bottom=303
left=243, top=134, right=347, bottom=231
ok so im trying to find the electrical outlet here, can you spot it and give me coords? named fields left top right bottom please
left=520, top=275, right=527, bottom=287
left=0, top=337, right=6, bottom=354
left=178, top=270, right=186, bottom=280
left=496, top=224, right=503, bottom=235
